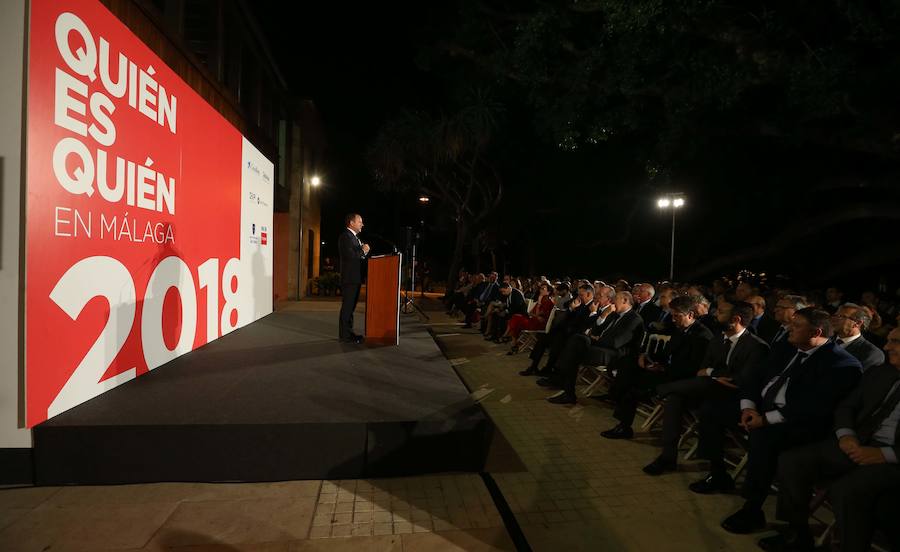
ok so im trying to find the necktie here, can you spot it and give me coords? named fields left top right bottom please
left=857, top=379, right=900, bottom=444
left=774, top=327, right=787, bottom=342
left=712, top=338, right=732, bottom=375
left=761, top=351, right=808, bottom=411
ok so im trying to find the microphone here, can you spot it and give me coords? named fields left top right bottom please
left=361, top=231, right=399, bottom=254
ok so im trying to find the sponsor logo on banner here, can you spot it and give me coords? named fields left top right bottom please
left=24, top=0, right=274, bottom=426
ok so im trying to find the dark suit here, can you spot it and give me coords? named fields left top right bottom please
left=338, top=229, right=367, bottom=339
left=842, top=335, right=886, bottom=372
left=636, top=301, right=663, bottom=332
left=696, top=330, right=770, bottom=474
left=774, top=365, right=900, bottom=552
left=737, top=342, right=862, bottom=511
left=750, top=313, right=781, bottom=345
left=527, top=300, right=593, bottom=372
left=557, top=309, right=645, bottom=396
left=610, top=320, right=713, bottom=429
left=487, top=289, right=528, bottom=339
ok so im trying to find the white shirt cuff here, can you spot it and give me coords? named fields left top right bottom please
left=705, top=368, right=714, bottom=376
left=740, top=400, right=757, bottom=411
left=765, top=410, right=784, bottom=425
left=835, top=428, right=857, bottom=440
left=882, top=448, right=897, bottom=464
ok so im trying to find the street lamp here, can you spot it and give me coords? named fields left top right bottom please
left=310, top=175, right=321, bottom=187
left=418, top=196, right=430, bottom=203
left=657, top=193, right=685, bottom=281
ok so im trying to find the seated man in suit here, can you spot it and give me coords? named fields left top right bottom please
left=599, top=295, right=713, bottom=441
left=638, top=300, right=769, bottom=473
left=832, top=303, right=885, bottom=372
left=761, top=326, right=899, bottom=552
left=544, top=291, right=645, bottom=405
left=459, top=273, right=487, bottom=328
left=479, top=274, right=510, bottom=335
left=633, top=283, right=662, bottom=332
left=485, top=282, right=527, bottom=341
left=749, top=295, right=781, bottom=345
left=647, top=287, right=677, bottom=335
left=719, top=308, right=862, bottom=534
left=770, top=294, right=809, bottom=349
left=519, top=283, right=595, bottom=376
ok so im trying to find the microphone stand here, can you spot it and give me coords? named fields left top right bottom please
left=363, top=231, right=428, bottom=320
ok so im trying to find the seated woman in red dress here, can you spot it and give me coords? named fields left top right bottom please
left=505, top=282, right=554, bottom=353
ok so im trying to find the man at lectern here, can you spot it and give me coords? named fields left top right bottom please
left=338, top=213, right=370, bottom=343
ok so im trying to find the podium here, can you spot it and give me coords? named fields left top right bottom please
left=365, top=254, right=402, bottom=345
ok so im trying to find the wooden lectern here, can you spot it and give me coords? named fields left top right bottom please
left=365, top=254, right=402, bottom=345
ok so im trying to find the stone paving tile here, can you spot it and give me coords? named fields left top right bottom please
left=429, top=311, right=775, bottom=552
left=307, top=474, right=504, bottom=539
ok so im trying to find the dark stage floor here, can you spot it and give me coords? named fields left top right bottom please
left=33, top=304, right=491, bottom=484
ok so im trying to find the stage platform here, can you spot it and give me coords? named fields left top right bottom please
left=33, top=303, right=491, bottom=485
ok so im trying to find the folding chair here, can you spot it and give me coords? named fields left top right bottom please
left=634, top=334, right=671, bottom=424
left=516, top=308, right=556, bottom=354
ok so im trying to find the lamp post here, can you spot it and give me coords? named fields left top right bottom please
left=657, top=193, right=685, bottom=281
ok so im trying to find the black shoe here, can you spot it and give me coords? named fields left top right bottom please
left=546, top=392, right=576, bottom=405
left=536, top=377, right=561, bottom=389
left=689, top=472, right=735, bottom=495
left=758, top=530, right=814, bottom=551
left=721, top=507, right=766, bottom=534
left=600, top=424, right=634, bottom=440
left=519, top=367, right=537, bottom=376
left=642, top=456, right=677, bottom=476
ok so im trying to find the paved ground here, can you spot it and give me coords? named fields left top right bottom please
left=0, top=298, right=782, bottom=551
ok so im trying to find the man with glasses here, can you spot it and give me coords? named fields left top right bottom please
left=832, top=303, right=885, bottom=372
left=771, top=295, right=809, bottom=348
left=748, top=295, right=781, bottom=345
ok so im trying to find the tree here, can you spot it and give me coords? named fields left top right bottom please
left=414, top=1, right=900, bottom=281
left=367, top=91, right=504, bottom=290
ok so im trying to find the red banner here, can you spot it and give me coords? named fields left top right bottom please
left=26, top=0, right=273, bottom=427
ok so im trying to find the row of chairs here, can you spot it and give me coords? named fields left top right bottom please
left=501, top=313, right=890, bottom=549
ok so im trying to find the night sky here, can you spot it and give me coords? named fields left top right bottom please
left=252, top=2, right=900, bottom=293
left=253, top=2, right=442, bottom=260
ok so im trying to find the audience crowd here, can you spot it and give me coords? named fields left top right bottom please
left=444, top=271, right=900, bottom=552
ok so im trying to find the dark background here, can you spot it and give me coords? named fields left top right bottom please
left=253, top=1, right=900, bottom=294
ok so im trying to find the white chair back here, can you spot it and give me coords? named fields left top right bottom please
left=642, top=333, right=672, bottom=356
left=543, top=307, right=557, bottom=331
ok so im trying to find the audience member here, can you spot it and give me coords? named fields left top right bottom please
left=519, top=284, right=596, bottom=376
left=600, top=295, right=713, bottom=441
left=832, top=303, right=885, bottom=371
left=505, top=282, right=554, bottom=353
left=763, top=326, right=898, bottom=551
left=748, top=295, right=781, bottom=344
left=720, top=308, right=862, bottom=534
left=544, top=291, right=645, bottom=405
left=633, top=283, right=663, bottom=331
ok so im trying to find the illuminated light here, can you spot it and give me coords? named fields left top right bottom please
left=418, top=196, right=430, bottom=203
left=657, top=198, right=671, bottom=208
left=310, top=175, right=321, bottom=187
left=673, top=198, right=685, bottom=208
